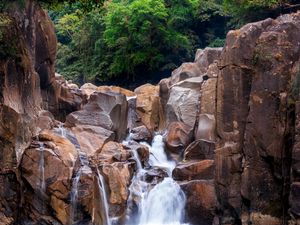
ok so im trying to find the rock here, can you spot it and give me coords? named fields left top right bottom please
left=195, top=114, right=216, bottom=142
left=46, top=76, right=83, bottom=121
left=127, top=96, right=140, bottom=131
left=36, top=110, right=55, bottom=132
left=181, top=180, right=217, bottom=225
left=194, top=47, right=222, bottom=74
left=130, top=125, right=152, bottom=142
left=199, top=78, right=217, bottom=115
left=102, top=162, right=133, bottom=217
left=173, top=160, right=214, bottom=181
left=71, top=125, right=115, bottom=156
left=20, top=130, right=78, bottom=224
left=165, top=122, right=193, bottom=154
left=144, top=167, right=168, bottom=184
left=124, top=140, right=150, bottom=167
left=66, top=91, right=128, bottom=141
left=97, top=86, right=135, bottom=97
left=98, top=141, right=131, bottom=164
left=166, top=77, right=202, bottom=129
left=170, top=63, right=203, bottom=85
left=290, top=182, right=300, bottom=218
left=80, top=83, right=98, bottom=97
left=247, top=213, right=281, bottom=225
left=80, top=83, right=135, bottom=99
left=134, top=84, right=164, bottom=131
left=214, top=13, right=300, bottom=222
left=183, top=140, right=215, bottom=161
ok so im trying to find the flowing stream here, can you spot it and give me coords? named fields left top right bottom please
left=124, top=134, right=188, bottom=225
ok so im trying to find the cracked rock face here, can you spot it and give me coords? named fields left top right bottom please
left=3, top=1, right=300, bottom=224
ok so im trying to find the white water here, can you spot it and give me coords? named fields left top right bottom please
left=95, top=168, right=111, bottom=225
left=38, top=143, right=46, bottom=193
left=125, top=134, right=188, bottom=225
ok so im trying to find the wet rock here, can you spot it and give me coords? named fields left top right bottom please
left=183, top=140, right=215, bottom=161
left=71, top=125, right=115, bottom=156
left=66, top=91, right=128, bottom=141
left=173, top=160, right=214, bottom=181
left=20, top=130, right=78, bottom=224
left=181, top=180, right=217, bottom=225
left=102, top=162, right=133, bottom=217
left=134, top=84, right=164, bottom=131
left=165, top=122, right=193, bottom=154
left=98, top=141, right=131, bottom=164
left=130, top=125, right=152, bottom=143
left=144, top=167, right=168, bottom=184
left=195, top=114, right=216, bottom=142
left=124, top=141, right=150, bottom=167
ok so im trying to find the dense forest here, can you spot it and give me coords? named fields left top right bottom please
left=49, top=0, right=300, bottom=86
left=2, top=0, right=299, bottom=87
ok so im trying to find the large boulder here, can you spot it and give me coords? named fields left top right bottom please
left=194, top=47, right=222, bottom=74
left=165, top=122, right=193, bottom=154
left=0, top=1, right=58, bottom=222
left=173, top=160, right=214, bottom=181
left=215, top=13, right=300, bottom=223
left=181, top=180, right=217, bottom=225
left=183, top=140, right=215, bottom=161
left=71, top=125, right=115, bottom=156
left=102, top=162, right=133, bottom=217
left=134, top=84, right=164, bottom=131
left=20, top=130, right=78, bottom=224
left=166, top=77, right=202, bottom=128
left=66, top=91, right=128, bottom=142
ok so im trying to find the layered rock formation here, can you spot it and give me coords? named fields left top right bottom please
left=2, top=1, right=300, bottom=224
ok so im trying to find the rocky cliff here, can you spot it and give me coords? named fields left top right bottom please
left=1, top=1, right=300, bottom=224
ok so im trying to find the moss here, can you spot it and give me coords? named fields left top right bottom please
left=0, top=13, right=19, bottom=60
left=261, top=199, right=283, bottom=218
left=292, top=71, right=300, bottom=100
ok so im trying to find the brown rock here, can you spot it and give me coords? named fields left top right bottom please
left=66, top=91, right=128, bottom=141
left=166, top=77, right=202, bottom=128
left=165, top=122, right=193, bottom=154
left=71, top=125, right=115, bottom=156
left=173, top=160, right=214, bottom=181
left=98, top=141, right=131, bottom=164
left=134, top=84, right=164, bottom=131
left=102, top=162, right=133, bottom=216
left=170, top=63, right=203, bottom=84
left=130, top=125, right=152, bottom=142
left=183, top=140, right=215, bottom=160
left=181, top=180, right=217, bottom=225
left=194, top=47, right=222, bottom=74
left=195, top=114, right=216, bottom=142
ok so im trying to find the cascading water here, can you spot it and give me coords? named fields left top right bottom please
left=95, top=168, right=111, bottom=225
left=125, top=134, right=188, bottom=225
left=38, top=143, right=46, bottom=193
left=38, top=142, right=46, bottom=213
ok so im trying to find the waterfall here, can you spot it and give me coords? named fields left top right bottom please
left=95, top=168, right=111, bottom=225
left=125, top=134, right=188, bottom=225
left=70, top=168, right=82, bottom=224
left=38, top=143, right=46, bottom=193
left=38, top=142, right=46, bottom=214
left=58, top=123, right=66, bottom=137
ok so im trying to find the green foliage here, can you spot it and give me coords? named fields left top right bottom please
left=223, top=0, right=285, bottom=27
left=52, top=0, right=296, bottom=85
left=53, top=0, right=202, bottom=84
left=0, top=14, right=18, bottom=59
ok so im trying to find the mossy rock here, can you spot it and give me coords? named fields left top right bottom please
left=0, top=13, right=20, bottom=60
